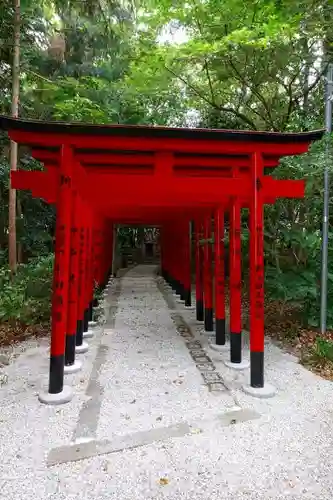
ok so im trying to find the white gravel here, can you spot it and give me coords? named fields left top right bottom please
left=0, top=264, right=333, bottom=499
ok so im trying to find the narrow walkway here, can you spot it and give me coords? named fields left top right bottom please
left=0, top=265, right=333, bottom=499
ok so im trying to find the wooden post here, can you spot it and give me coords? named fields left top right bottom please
left=229, top=199, right=243, bottom=363
left=83, top=209, right=92, bottom=334
left=83, top=209, right=95, bottom=338
left=203, top=215, right=213, bottom=331
left=183, top=220, right=192, bottom=307
left=249, top=152, right=266, bottom=387
left=173, top=224, right=182, bottom=296
left=76, top=200, right=89, bottom=354
left=64, top=190, right=82, bottom=373
left=214, top=206, right=226, bottom=345
left=38, top=144, right=74, bottom=404
left=195, top=220, right=204, bottom=321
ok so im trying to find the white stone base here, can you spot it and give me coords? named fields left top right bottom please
left=201, top=330, right=214, bottom=336
left=88, top=321, right=97, bottom=328
left=242, top=383, right=277, bottom=399
left=83, top=329, right=94, bottom=339
left=38, top=385, right=73, bottom=405
left=209, top=341, right=230, bottom=352
left=224, top=359, right=250, bottom=370
left=75, top=341, right=89, bottom=354
left=64, top=360, right=82, bottom=374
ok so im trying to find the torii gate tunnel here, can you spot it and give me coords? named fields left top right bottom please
left=0, top=115, right=323, bottom=403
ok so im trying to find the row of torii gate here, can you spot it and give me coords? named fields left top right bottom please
left=0, top=115, right=323, bottom=403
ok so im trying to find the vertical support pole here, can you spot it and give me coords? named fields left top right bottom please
left=110, top=222, right=115, bottom=278
left=229, top=199, right=243, bottom=363
left=76, top=200, right=89, bottom=354
left=214, top=206, right=226, bottom=345
left=88, top=212, right=96, bottom=321
left=164, top=224, right=172, bottom=287
left=92, top=219, right=102, bottom=310
left=321, top=63, right=333, bottom=334
left=38, top=144, right=73, bottom=404
left=160, top=226, right=165, bottom=278
left=203, top=214, right=213, bottom=331
left=173, top=224, right=182, bottom=296
left=83, top=209, right=92, bottom=335
left=64, top=190, right=82, bottom=373
left=243, top=151, right=275, bottom=397
left=112, top=225, right=117, bottom=277
left=250, top=152, right=265, bottom=385
left=83, top=209, right=94, bottom=339
left=183, top=220, right=192, bottom=306
left=195, top=220, right=204, bottom=321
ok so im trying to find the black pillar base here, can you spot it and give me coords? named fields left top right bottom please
left=65, top=334, right=76, bottom=366
left=48, top=354, right=65, bottom=394
left=215, top=318, right=226, bottom=345
left=76, top=319, right=84, bottom=346
left=184, top=288, right=191, bottom=307
left=204, top=307, right=214, bottom=331
left=250, top=351, right=264, bottom=388
left=83, top=308, right=89, bottom=332
left=196, top=299, right=204, bottom=321
left=230, top=331, right=242, bottom=363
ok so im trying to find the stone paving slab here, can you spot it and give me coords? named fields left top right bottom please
left=0, top=265, right=333, bottom=499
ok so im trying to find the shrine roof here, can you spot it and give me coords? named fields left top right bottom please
left=0, top=115, right=324, bottom=144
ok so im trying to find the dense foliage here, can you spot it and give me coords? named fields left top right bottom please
left=0, top=0, right=332, bottom=334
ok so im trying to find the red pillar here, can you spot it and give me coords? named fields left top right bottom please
left=172, top=223, right=183, bottom=296
left=64, top=190, right=81, bottom=371
left=88, top=212, right=96, bottom=322
left=163, top=224, right=173, bottom=287
left=41, top=144, right=73, bottom=402
left=101, top=221, right=108, bottom=285
left=229, top=199, right=242, bottom=363
left=169, top=224, right=177, bottom=291
left=160, top=226, right=166, bottom=279
left=181, top=220, right=192, bottom=306
left=110, top=222, right=115, bottom=279
left=76, top=200, right=88, bottom=351
left=214, top=206, right=226, bottom=345
left=94, top=221, right=104, bottom=288
left=83, top=209, right=92, bottom=334
left=249, top=151, right=265, bottom=387
left=195, top=219, right=204, bottom=321
left=203, top=214, right=213, bottom=331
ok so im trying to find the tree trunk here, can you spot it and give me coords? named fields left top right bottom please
left=8, top=0, right=20, bottom=275
left=17, top=194, right=22, bottom=263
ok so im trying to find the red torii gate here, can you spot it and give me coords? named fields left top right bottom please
left=0, top=115, right=323, bottom=403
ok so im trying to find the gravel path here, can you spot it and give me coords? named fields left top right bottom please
left=0, top=264, right=333, bottom=499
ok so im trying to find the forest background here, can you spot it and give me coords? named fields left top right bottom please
left=1, top=0, right=333, bottom=371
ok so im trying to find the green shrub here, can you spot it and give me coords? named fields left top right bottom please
left=315, top=337, right=333, bottom=362
left=0, top=255, right=53, bottom=325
